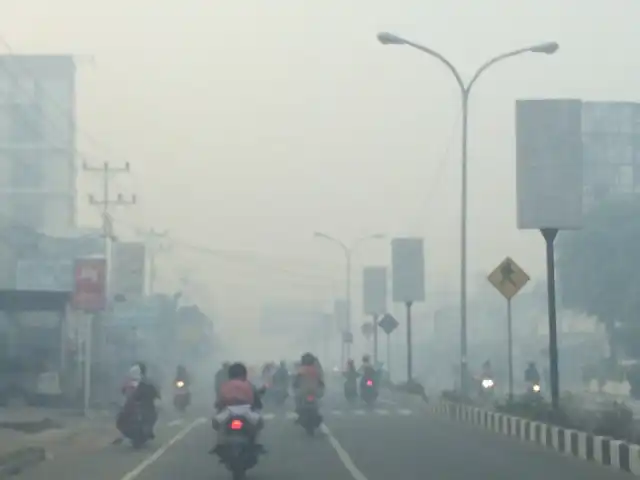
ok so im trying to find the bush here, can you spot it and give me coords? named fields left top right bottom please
left=396, top=380, right=428, bottom=402
left=491, top=394, right=635, bottom=442
left=440, top=389, right=474, bottom=405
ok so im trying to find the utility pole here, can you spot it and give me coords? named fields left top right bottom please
left=82, top=161, right=135, bottom=414
left=138, top=228, right=170, bottom=294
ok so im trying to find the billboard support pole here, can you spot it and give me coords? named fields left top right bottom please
left=406, top=301, right=413, bottom=382
left=372, top=314, right=379, bottom=365
left=541, top=227, right=560, bottom=409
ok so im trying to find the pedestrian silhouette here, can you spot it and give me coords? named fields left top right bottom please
left=500, top=262, right=517, bottom=288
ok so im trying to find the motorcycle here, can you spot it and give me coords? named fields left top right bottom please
left=217, top=414, right=262, bottom=480
left=297, top=394, right=322, bottom=436
left=119, top=403, right=152, bottom=449
left=478, top=377, right=495, bottom=400
left=360, top=378, right=378, bottom=406
left=173, top=380, right=190, bottom=412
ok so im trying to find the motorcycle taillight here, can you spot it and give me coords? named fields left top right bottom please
left=366, top=379, right=374, bottom=386
left=229, top=419, right=244, bottom=430
left=306, top=395, right=315, bottom=402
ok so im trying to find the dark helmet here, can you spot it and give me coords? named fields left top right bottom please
left=137, top=361, right=147, bottom=376
left=301, top=352, right=315, bottom=366
left=228, top=362, right=248, bottom=380
left=362, top=354, right=371, bottom=363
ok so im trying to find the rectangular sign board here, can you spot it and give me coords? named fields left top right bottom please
left=516, top=99, right=584, bottom=230
left=363, top=266, right=387, bottom=315
left=111, top=242, right=146, bottom=299
left=72, top=257, right=106, bottom=312
left=16, top=259, right=74, bottom=292
left=391, top=238, right=425, bottom=303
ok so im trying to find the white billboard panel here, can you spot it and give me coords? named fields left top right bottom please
left=362, top=266, right=387, bottom=315
left=16, top=259, right=74, bottom=292
left=516, top=99, right=584, bottom=230
left=111, top=242, right=146, bottom=299
left=391, top=238, right=425, bottom=303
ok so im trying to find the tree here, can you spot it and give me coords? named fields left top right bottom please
left=557, top=196, right=640, bottom=359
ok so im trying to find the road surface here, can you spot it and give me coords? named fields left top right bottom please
left=14, top=391, right=632, bottom=480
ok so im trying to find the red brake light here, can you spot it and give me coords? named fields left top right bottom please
left=230, top=419, right=244, bottom=430
left=306, top=395, right=315, bottom=401
left=366, top=379, right=373, bottom=386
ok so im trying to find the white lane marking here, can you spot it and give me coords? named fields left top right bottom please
left=375, top=409, right=389, bottom=415
left=353, top=410, right=366, bottom=415
left=331, top=410, right=343, bottom=415
left=321, top=424, right=368, bottom=480
left=285, top=412, right=297, bottom=419
left=120, top=417, right=206, bottom=480
left=167, top=419, right=183, bottom=427
left=398, top=409, right=412, bottom=415
left=263, top=413, right=275, bottom=420
left=378, top=398, right=397, bottom=406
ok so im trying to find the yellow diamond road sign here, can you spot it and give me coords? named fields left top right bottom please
left=487, top=257, right=530, bottom=300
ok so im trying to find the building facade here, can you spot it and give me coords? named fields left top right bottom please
left=581, top=101, right=640, bottom=211
left=0, top=55, right=76, bottom=233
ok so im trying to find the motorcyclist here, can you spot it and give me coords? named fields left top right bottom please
left=343, top=359, right=359, bottom=399
left=292, top=353, right=324, bottom=419
left=482, top=360, right=493, bottom=379
left=211, top=362, right=265, bottom=454
left=215, top=362, right=230, bottom=400
left=525, top=362, right=541, bottom=385
left=359, top=355, right=377, bottom=379
left=116, top=362, right=159, bottom=442
left=175, top=365, right=190, bottom=385
left=113, top=363, right=143, bottom=444
left=273, top=361, right=289, bottom=389
left=131, top=362, right=160, bottom=439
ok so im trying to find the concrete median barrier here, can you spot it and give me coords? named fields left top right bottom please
left=430, top=400, right=640, bottom=476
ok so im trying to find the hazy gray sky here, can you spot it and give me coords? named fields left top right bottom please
left=3, top=0, right=638, bottom=350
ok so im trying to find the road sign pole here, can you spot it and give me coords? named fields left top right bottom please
left=507, top=298, right=513, bottom=402
left=386, top=333, right=391, bottom=382
left=373, top=314, right=379, bottom=365
left=406, top=301, right=413, bottom=382
left=83, top=314, right=93, bottom=416
left=541, top=227, right=560, bottom=409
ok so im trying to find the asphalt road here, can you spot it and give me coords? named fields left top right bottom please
left=14, top=391, right=633, bottom=480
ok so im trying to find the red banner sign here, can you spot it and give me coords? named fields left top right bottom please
left=73, top=258, right=106, bottom=312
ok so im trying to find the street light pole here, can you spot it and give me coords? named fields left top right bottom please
left=313, top=232, right=385, bottom=366
left=377, top=32, right=558, bottom=395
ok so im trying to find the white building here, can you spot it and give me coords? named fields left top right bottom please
left=0, top=55, right=77, bottom=234
left=581, top=101, right=640, bottom=211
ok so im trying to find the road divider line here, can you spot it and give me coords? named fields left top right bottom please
left=320, top=424, right=368, bottom=480
left=379, top=398, right=397, bottom=406
left=263, top=413, right=275, bottom=420
left=120, top=417, right=206, bottom=480
left=167, top=419, right=183, bottom=427
left=398, top=409, right=412, bottom=415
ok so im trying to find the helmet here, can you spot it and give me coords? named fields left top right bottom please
left=228, top=362, right=248, bottom=380
left=347, top=359, right=355, bottom=366
left=362, top=355, right=371, bottom=364
left=301, top=352, right=315, bottom=366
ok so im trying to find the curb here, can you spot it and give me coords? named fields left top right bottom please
left=430, top=400, right=640, bottom=476
left=0, top=447, right=46, bottom=478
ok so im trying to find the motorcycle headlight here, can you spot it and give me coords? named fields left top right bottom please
left=481, top=379, right=494, bottom=389
left=532, top=384, right=541, bottom=392
left=176, top=381, right=185, bottom=388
